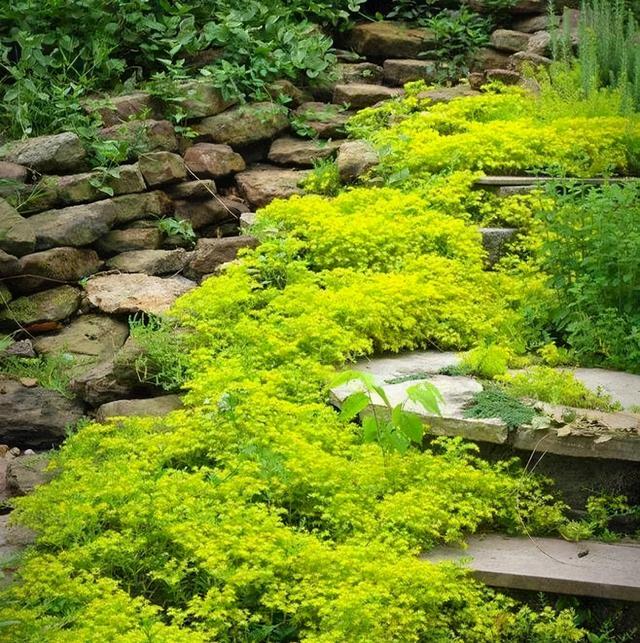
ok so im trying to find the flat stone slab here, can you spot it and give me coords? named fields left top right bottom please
left=573, top=368, right=640, bottom=412
left=424, top=534, right=640, bottom=602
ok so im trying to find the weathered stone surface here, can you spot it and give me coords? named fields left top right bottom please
left=106, top=249, right=190, bottom=275
left=512, top=14, right=551, bottom=33
left=268, top=137, right=343, bottom=167
left=6, top=453, right=54, bottom=496
left=99, top=119, right=178, bottom=155
left=96, top=226, right=163, bottom=255
left=468, top=71, right=486, bottom=90
left=333, top=84, right=403, bottom=110
left=27, top=202, right=116, bottom=250
left=485, top=69, right=522, bottom=85
left=166, top=179, right=217, bottom=200
left=0, top=249, right=20, bottom=277
left=236, top=166, right=309, bottom=209
left=174, top=198, right=231, bottom=229
left=138, top=151, right=186, bottom=186
left=338, top=62, right=384, bottom=85
left=509, top=51, right=552, bottom=71
left=96, top=395, right=183, bottom=422
left=2, top=339, right=35, bottom=358
left=0, top=286, right=81, bottom=328
left=0, top=161, right=28, bottom=184
left=0, top=132, right=86, bottom=174
left=52, top=164, right=146, bottom=206
left=266, top=80, right=311, bottom=108
left=527, top=30, right=552, bottom=56
left=173, top=80, right=235, bottom=119
left=0, top=378, right=85, bottom=447
left=70, top=359, right=138, bottom=407
left=240, top=212, right=257, bottom=230
left=33, top=314, right=129, bottom=368
left=345, top=22, right=435, bottom=59
left=14, top=247, right=101, bottom=294
left=194, top=103, right=289, bottom=147
left=185, top=237, right=259, bottom=279
left=480, top=227, right=518, bottom=266
left=471, top=47, right=512, bottom=71
left=293, top=102, right=351, bottom=138
left=418, top=85, right=480, bottom=104
left=85, top=273, right=195, bottom=315
left=490, top=29, right=532, bottom=53
left=466, top=0, right=546, bottom=14
left=0, top=199, right=35, bottom=257
left=383, top=59, right=438, bottom=86
left=110, top=191, right=174, bottom=224
left=336, top=140, right=379, bottom=182
left=183, top=143, right=245, bottom=178
left=87, top=92, right=160, bottom=127
left=573, top=368, right=640, bottom=412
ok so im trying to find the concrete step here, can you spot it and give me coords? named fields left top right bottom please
left=424, top=534, right=640, bottom=602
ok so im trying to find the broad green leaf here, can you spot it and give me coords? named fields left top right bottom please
left=397, top=412, right=424, bottom=444
left=329, top=369, right=376, bottom=391
left=362, top=415, right=378, bottom=443
left=339, top=391, right=369, bottom=421
left=388, top=431, right=410, bottom=454
left=407, top=382, right=443, bottom=416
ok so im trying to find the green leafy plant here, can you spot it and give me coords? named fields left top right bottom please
left=464, top=385, right=538, bottom=430
left=301, top=158, right=342, bottom=196
left=333, top=369, right=442, bottom=454
left=157, top=217, right=197, bottom=246
left=0, top=353, right=75, bottom=397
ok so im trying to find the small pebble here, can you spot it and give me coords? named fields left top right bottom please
left=23, top=449, right=35, bottom=455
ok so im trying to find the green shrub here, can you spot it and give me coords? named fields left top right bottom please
left=464, top=385, right=538, bottom=430
left=538, top=183, right=640, bottom=371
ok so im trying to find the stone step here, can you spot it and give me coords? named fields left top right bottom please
left=475, top=176, right=640, bottom=196
left=332, top=83, right=403, bottom=110
left=424, top=534, right=640, bottom=602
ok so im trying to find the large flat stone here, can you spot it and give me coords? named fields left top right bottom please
left=85, top=273, right=195, bottom=314
left=96, top=395, right=183, bottom=422
left=383, top=59, right=438, bottom=86
left=345, top=22, right=435, bottom=59
left=0, top=285, right=81, bottom=328
left=236, top=166, right=309, bottom=209
left=425, top=534, right=640, bottom=602
left=268, top=137, right=343, bottom=167
left=573, top=368, right=640, bottom=411
left=106, top=248, right=190, bottom=275
left=99, top=119, right=178, bottom=155
left=0, top=132, right=86, bottom=174
left=333, top=84, right=403, bottom=110
left=185, top=237, right=259, bottom=280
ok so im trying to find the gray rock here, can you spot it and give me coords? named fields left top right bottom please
left=345, top=22, right=436, bottom=59
left=109, top=191, right=174, bottom=224
left=383, top=59, right=438, bottom=86
left=165, top=179, right=217, bottom=200
left=138, top=152, right=186, bottom=186
left=85, top=273, right=195, bottom=315
left=268, top=137, right=343, bottom=167
left=338, top=62, right=384, bottom=85
left=512, top=14, right=551, bottom=33
left=99, top=119, right=178, bottom=156
left=175, top=80, right=236, bottom=119
left=293, top=102, right=352, bottom=139
left=490, top=29, right=532, bottom=53
left=466, top=0, right=546, bottom=14
left=96, top=225, right=164, bottom=255
left=0, top=285, right=81, bottom=328
left=6, top=453, right=54, bottom=495
left=333, top=84, right=403, bottom=110
left=509, top=51, right=552, bottom=71
left=266, top=80, right=311, bottom=108
left=173, top=198, right=232, bottom=230
left=194, top=103, right=289, bottom=147
left=185, top=237, right=259, bottom=280
left=527, top=30, right=552, bottom=57
left=0, top=378, right=85, bottom=447
left=96, top=395, right=183, bottom=422
left=0, top=198, right=35, bottom=257
left=480, top=227, right=518, bottom=266
left=0, top=250, right=20, bottom=277
left=0, top=161, right=28, bottom=184
left=240, top=212, right=257, bottom=230
left=52, top=163, right=146, bottom=206
left=236, top=166, right=309, bottom=209
left=13, top=247, right=101, bottom=293
left=33, top=314, right=129, bottom=370
left=70, top=358, right=140, bottom=407
left=183, top=143, right=245, bottom=178
left=417, top=85, right=480, bottom=104
left=2, top=339, right=35, bottom=358
left=106, top=249, right=190, bottom=275
left=86, top=92, right=160, bottom=127
left=471, top=47, right=512, bottom=72
left=0, top=132, right=86, bottom=174
left=336, top=140, right=379, bottom=183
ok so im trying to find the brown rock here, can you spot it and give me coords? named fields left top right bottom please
left=194, top=103, right=289, bottom=147
left=266, top=80, right=312, bottom=108
left=0, top=379, right=85, bottom=448
left=268, top=137, right=343, bottom=167
left=99, top=119, right=178, bottom=156
left=471, top=47, right=513, bottom=72
left=186, top=236, right=259, bottom=279
left=512, top=14, right=551, bottom=33
left=165, top=179, right=217, bottom=200
left=6, top=453, right=54, bottom=495
left=0, top=250, right=20, bottom=278
left=0, top=199, right=35, bottom=257
left=138, top=151, right=186, bottom=186
left=183, top=143, right=245, bottom=178
left=110, top=191, right=174, bottom=224
left=86, top=92, right=160, bottom=127
left=0, top=161, right=28, bottom=184
left=510, top=51, right=552, bottom=70
left=333, top=84, right=403, bottom=110
left=418, top=85, right=480, bottom=103
left=490, top=29, right=533, bottom=53
left=485, top=69, right=522, bottom=85
left=0, top=132, right=86, bottom=174
left=465, top=0, right=546, bottom=13
left=345, top=22, right=435, bottom=59
left=70, top=358, right=139, bottom=407
left=85, top=273, right=195, bottom=315
left=96, top=226, right=164, bottom=255
left=175, top=80, right=236, bottom=119
left=293, top=102, right=351, bottom=139
left=236, top=166, right=309, bottom=209
left=106, top=249, right=190, bottom=275
left=173, top=198, right=232, bottom=230
left=338, top=62, right=384, bottom=85
left=0, top=285, right=81, bottom=328
left=383, top=59, right=438, bottom=86
left=527, top=31, right=552, bottom=56
left=13, top=247, right=101, bottom=294
left=337, top=140, right=379, bottom=182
